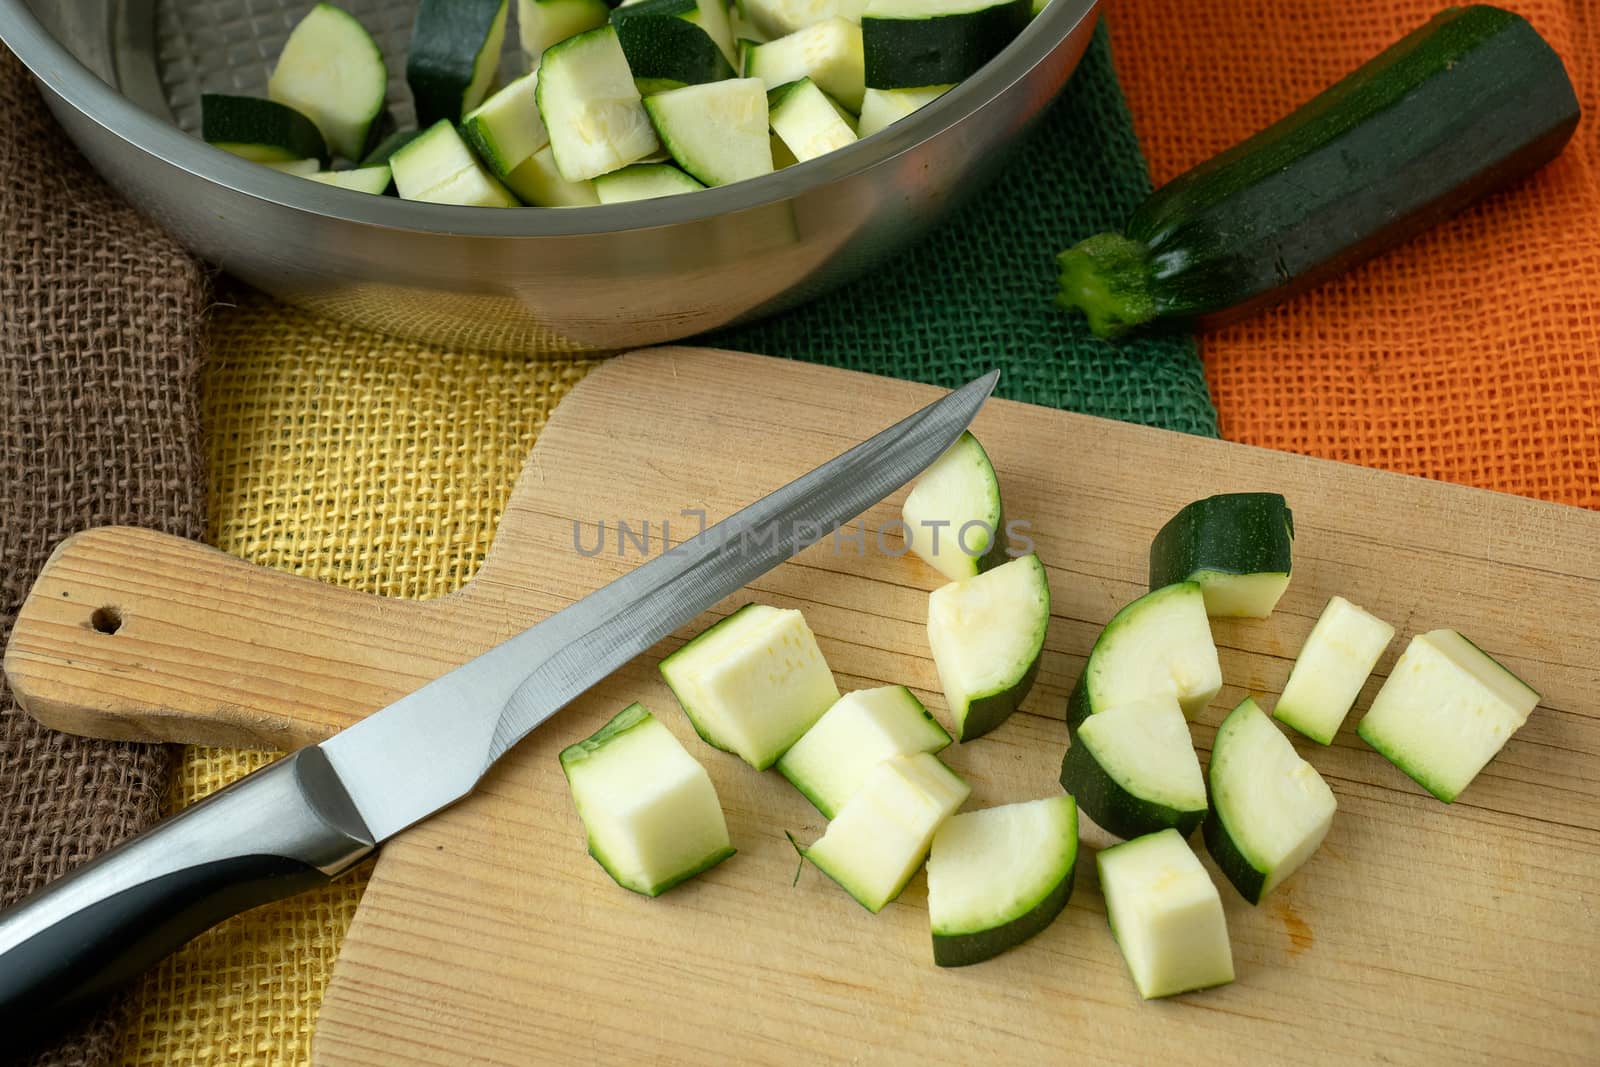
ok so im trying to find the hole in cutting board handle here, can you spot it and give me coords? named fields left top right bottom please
left=89, top=607, right=122, bottom=635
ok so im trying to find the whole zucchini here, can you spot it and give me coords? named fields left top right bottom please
left=1055, top=5, right=1580, bottom=338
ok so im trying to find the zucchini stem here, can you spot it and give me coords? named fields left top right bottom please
left=1054, top=232, right=1158, bottom=339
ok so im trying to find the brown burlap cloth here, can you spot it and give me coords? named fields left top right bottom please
left=0, top=47, right=209, bottom=1067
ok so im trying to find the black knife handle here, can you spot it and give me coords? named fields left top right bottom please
left=0, top=746, right=374, bottom=1038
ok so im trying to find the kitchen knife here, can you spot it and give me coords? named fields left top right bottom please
left=0, top=370, right=998, bottom=1034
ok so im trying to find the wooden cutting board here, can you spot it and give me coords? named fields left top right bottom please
left=6, top=348, right=1598, bottom=1065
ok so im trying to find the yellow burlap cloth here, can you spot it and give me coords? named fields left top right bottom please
left=116, top=290, right=595, bottom=1065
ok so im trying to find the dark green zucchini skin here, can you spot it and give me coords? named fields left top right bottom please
left=201, top=94, right=329, bottom=164
left=1148, top=493, right=1294, bottom=589
left=1056, top=5, right=1581, bottom=337
left=1058, top=738, right=1206, bottom=842
left=931, top=855, right=1075, bottom=967
left=407, top=0, right=506, bottom=127
left=958, top=639, right=1039, bottom=742
left=1202, top=804, right=1267, bottom=904
left=613, top=0, right=735, bottom=89
left=862, top=0, right=1030, bottom=90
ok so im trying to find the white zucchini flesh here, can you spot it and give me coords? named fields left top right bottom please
left=857, top=84, right=950, bottom=136
left=390, top=121, right=518, bottom=206
left=1075, top=581, right=1222, bottom=723
left=537, top=27, right=661, bottom=182
left=1097, top=829, right=1234, bottom=999
left=462, top=71, right=550, bottom=177
left=742, top=0, right=869, bottom=39
left=900, top=430, right=1003, bottom=581
left=768, top=79, right=858, bottom=163
left=267, top=3, right=388, bottom=161
left=308, top=165, right=392, bottom=194
left=504, top=145, right=600, bottom=206
left=745, top=17, right=866, bottom=112
left=593, top=163, right=705, bottom=203
left=560, top=704, right=734, bottom=896
left=645, top=79, right=775, bottom=187
left=926, top=796, right=1077, bottom=966
left=518, top=0, right=611, bottom=64
left=796, top=751, right=969, bottom=912
left=1274, top=596, right=1395, bottom=745
left=926, top=553, right=1050, bottom=740
left=1357, top=629, right=1540, bottom=803
left=1073, top=695, right=1206, bottom=814
left=776, top=685, right=950, bottom=818
left=1206, top=698, right=1336, bottom=902
left=658, top=604, right=839, bottom=769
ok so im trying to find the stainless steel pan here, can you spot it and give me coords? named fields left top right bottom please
left=0, top=0, right=1100, bottom=353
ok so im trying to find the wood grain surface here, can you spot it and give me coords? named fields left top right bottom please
left=6, top=348, right=1598, bottom=1064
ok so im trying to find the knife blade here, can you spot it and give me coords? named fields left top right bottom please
left=0, top=369, right=997, bottom=1033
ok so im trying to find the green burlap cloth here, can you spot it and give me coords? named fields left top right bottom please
left=710, top=23, right=1219, bottom=436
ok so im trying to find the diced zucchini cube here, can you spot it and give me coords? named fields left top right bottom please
left=1357, top=629, right=1539, bottom=802
left=660, top=603, right=839, bottom=769
left=560, top=703, right=735, bottom=896
left=1097, top=829, right=1234, bottom=999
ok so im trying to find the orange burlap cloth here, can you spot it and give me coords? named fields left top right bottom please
left=1108, top=1, right=1599, bottom=509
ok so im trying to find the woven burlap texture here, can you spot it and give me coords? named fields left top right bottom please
left=117, top=26, right=1214, bottom=1065
left=115, top=285, right=598, bottom=1066
left=710, top=23, right=1219, bottom=436
left=1109, top=0, right=1599, bottom=508
left=0, top=46, right=207, bottom=1067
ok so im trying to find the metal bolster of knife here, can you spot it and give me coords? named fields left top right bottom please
left=0, top=746, right=374, bottom=1033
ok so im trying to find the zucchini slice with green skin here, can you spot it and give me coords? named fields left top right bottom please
left=1357, top=629, right=1539, bottom=803
left=745, top=17, right=865, bottom=112
left=1148, top=493, right=1294, bottom=619
left=407, top=0, right=510, bottom=127
left=856, top=84, right=950, bottom=137
left=927, top=796, right=1076, bottom=967
left=767, top=79, right=858, bottom=162
left=1274, top=596, right=1395, bottom=745
left=740, top=0, right=866, bottom=40
left=593, top=162, right=705, bottom=202
left=658, top=603, right=839, bottom=769
left=1066, top=581, right=1222, bottom=731
left=1058, top=694, right=1206, bottom=841
left=613, top=0, right=738, bottom=94
left=201, top=94, right=328, bottom=165
left=900, top=430, right=1005, bottom=582
left=360, top=128, right=424, bottom=167
left=645, top=78, right=774, bottom=186
left=505, top=145, right=601, bottom=205
left=926, top=553, right=1050, bottom=741
left=560, top=703, right=735, bottom=896
left=1098, top=829, right=1234, bottom=1000
left=776, top=685, right=950, bottom=819
left=462, top=71, right=550, bottom=182
left=266, top=3, right=387, bottom=161
left=519, top=0, right=611, bottom=64
left=1203, top=698, right=1336, bottom=904
left=792, top=751, right=969, bottom=913
left=308, top=165, right=393, bottom=194
left=861, top=0, right=1029, bottom=90
left=389, top=120, right=519, bottom=206
left=1055, top=6, right=1582, bottom=338
left=538, top=26, right=662, bottom=181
